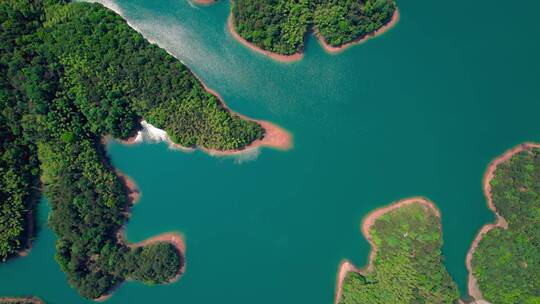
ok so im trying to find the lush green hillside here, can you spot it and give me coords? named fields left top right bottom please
left=339, top=202, right=459, bottom=304
left=0, top=0, right=262, bottom=298
left=231, top=0, right=396, bottom=55
left=472, top=148, right=540, bottom=303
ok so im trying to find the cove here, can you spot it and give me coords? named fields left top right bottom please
left=1, top=0, right=540, bottom=303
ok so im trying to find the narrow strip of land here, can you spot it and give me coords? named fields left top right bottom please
left=191, top=0, right=215, bottom=5
left=0, top=297, right=44, bottom=304
left=113, top=74, right=293, bottom=155
left=194, top=74, right=293, bottom=154
left=466, top=142, right=540, bottom=301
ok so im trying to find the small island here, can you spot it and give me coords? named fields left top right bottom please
left=467, top=143, right=540, bottom=303
left=0, top=297, right=43, bottom=304
left=336, top=198, right=460, bottom=304
left=199, top=0, right=398, bottom=61
left=0, top=0, right=290, bottom=300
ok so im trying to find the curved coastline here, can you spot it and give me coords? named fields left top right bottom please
left=227, top=15, right=304, bottom=63
left=316, top=9, right=400, bottom=54
left=194, top=72, right=293, bottom=155
left=226, top=9, right=399, bottom=60
left=334, top=197, right=439, bottom=304
left=465, top=143, right=540, bottom=302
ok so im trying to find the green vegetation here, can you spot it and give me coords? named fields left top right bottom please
left=339, top=202, right=460, bottom=304
left=313, top=0, right=397, bottom=47
left=0, top=0, right=42, bottom=262
left=231, top=0, right=396, bottom=55
left=472, top=148, right=540, bottom=304
left=1, top=0, right=261, bottom=298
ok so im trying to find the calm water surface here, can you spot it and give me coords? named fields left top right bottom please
left=2, top=0, right=540, bottom=303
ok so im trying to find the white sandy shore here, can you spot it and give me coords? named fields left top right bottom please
left=120, top=118, right=292, bottom=156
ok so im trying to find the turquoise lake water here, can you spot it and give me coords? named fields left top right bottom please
left=1, top=0, right=540, bottom=302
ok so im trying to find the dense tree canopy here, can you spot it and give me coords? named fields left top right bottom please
left=472, top=148, right=540, bottom=304
left=0, top=0, right=262, bottom=298
left=339, top=202, right=460, bottom=304
left=0, top=0, right=48, bottom=261
left=231, top=0, right=396, bottom=55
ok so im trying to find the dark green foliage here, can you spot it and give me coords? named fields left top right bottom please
left=339, top=203, right=460, bottom=304
left=472, top=148, right=540, bottom=304
left=313, top=0, right=396, bottom=47
left=1, top=0, right=259, bottom=298
left=231, top=0, right=396, bottom=55
left=129, top=243, right=181, bottom=284
left=0, top=0, right=51, bottom=261
left=233, top=0, right=310, bottom=55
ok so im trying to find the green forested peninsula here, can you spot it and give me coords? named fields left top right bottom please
left=339, top=202, right=460, bottom=304
left=0, top=0, right=262, bottom=298
left=231, top=0, right=396, bottom=55
left=472, top=147, right=540, bottom=304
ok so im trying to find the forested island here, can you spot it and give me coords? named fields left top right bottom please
left=468, top=144, right=540, bottom=304
left=200, top=0, right=397, bottom=59
left=0, top=0, right=268, bottom=299
left=336, top=198, right=460, bottom=304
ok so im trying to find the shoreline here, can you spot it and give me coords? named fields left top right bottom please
left=316, top=9, right=400, bottom=54
left=334, top=197, right=439, bottom=304
left=227, top=15, right=304, bottom=63
left=334, top=260, right=359, bottom=304
left=116, top=171, right=141, bottom=205
left=191, top=0, right=215, bottom=5
left=15, top=180, right=41, bottom=258
left=465, top=143, right=540, bottom=302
